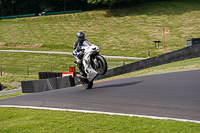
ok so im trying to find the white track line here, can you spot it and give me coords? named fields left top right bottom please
left=0, top=105, right=200, bottom=124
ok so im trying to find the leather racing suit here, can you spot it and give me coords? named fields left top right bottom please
left=72, top=39, right=93, bottom=76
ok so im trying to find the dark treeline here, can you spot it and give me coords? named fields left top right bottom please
left=0, top=0, right=170, bottom=16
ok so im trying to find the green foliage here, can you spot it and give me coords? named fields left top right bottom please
left=1, top=0, right=196, bottom=16
left=87, top=0, right=133, bottom=8
left=87, top=0, right=123, bottom=5
left=0, top=0, right=91, bottom=16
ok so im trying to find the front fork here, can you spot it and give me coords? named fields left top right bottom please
left=92, top=56, right=100, bottom=68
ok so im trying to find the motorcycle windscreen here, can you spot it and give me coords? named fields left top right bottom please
left=83, top=40, right=92, bottom=46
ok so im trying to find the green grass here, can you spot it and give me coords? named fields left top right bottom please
left=1, top=1, right=200, bottom=57
left=0, top=107, right=199, bottom=132
left=0, top=52, right=76, bottom=75
left=0, top=92, right=26, bottom=100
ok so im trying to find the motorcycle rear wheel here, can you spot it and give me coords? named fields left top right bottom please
left=82, top=80, right=93, bottom=89
left=92, top=55, right=107, bottom=75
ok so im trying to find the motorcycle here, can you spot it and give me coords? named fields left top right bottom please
left=75, top=42, right=107, bottom=89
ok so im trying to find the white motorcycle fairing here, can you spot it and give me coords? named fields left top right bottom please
left=81, top=45, right=99, bottom=82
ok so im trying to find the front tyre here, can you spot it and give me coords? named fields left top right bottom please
left=92, top=55, right=107, bottom=75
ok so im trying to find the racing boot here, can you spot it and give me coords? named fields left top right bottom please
left=77, top=62, right=87, bottom=78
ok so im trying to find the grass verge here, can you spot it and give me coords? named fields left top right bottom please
left=1, top=1, right=200, bottom=57
left=0, top=107, right=199, bottom=132
left=0, top=92, right=26, bottom=100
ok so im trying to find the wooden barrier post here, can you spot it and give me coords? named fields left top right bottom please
left=48, top=53, right=52, bottom=72
left=27, top=67, right=29, bottom=75
left=0, top=66, right=2, bottom=76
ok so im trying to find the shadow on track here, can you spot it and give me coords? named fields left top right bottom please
left=93, top=81, right=142, bottom=89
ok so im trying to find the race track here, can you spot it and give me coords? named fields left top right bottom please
left=0, top=70, right=200, bottom=122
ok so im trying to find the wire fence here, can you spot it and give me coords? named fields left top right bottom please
left=0, top=61, right=130, bottom=76
left=0, top=65, right=70, bottom=76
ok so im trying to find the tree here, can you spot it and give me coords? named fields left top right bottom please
left=87, top=0, right=130, bottom=9
left=0, top=0, right=16, bottom=16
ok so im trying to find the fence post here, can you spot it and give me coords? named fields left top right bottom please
left=27, top=67, right=29, bottom=75
left=48, top=53, right=52, bottom=72
left=0, top=66, right=2, bottom=76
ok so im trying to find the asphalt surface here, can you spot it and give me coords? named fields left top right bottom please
left=0, top=70, right=200, bottom=121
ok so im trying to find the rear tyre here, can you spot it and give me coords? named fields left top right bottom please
left=82, top=80, right=93, bottom=89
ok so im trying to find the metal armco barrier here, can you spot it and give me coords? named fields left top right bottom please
left=96, top=44, right=200, bottom=80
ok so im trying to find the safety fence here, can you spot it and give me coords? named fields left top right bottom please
left=0, top=10, right=81, bottom=20
left=44, top=10, right=81, bottom=15
left=0, top=14, right=36, bottom=19
left=0, top=66, right=68, bottom=76
left=0, top=61, right=129, bottom=77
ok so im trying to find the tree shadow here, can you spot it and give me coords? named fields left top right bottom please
left=93, top=81, right=142, bottom=89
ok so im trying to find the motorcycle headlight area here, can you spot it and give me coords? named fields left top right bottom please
left=91, top=50, right=100, bottom=56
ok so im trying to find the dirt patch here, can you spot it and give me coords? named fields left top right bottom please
left=6, top=82, right=21, bottom=88
left=0, top=43, right=42, bottom=48
left=0, top=42, right=6, bottom=46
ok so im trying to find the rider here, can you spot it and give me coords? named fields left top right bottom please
left=72, top=31, right=92, bottom=77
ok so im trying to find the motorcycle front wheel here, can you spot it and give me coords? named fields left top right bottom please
left=92, top=55, right=107, bottom=75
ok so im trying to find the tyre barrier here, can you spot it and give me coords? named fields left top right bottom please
left=21, top=76, right=75, bottom=93
left=38, top=72, right=62, bottom=79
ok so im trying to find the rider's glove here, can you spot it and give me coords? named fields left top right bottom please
left=72, top=50, right=77, bottom=56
